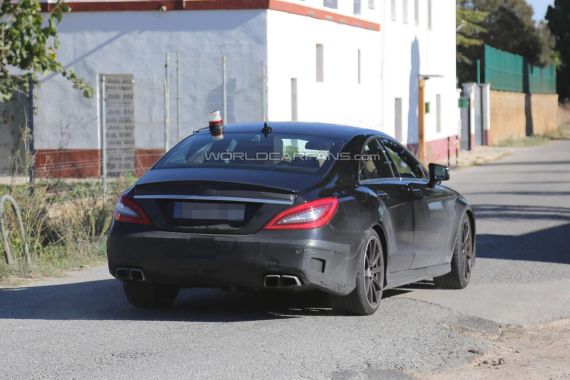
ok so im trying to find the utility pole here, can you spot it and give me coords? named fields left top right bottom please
left=417, top=74, right=443, bottom=164
left=418, top=77, right=426, bottom=164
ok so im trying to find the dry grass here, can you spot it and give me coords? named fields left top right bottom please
left=0, top=177, right=134, bottom=284
left=553, top=103, right=570, bottom=139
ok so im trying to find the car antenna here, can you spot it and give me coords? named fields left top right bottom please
left=261, top=122, right=272, bottom=138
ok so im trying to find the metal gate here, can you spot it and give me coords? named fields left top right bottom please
left=459, top=97, right=470, bottom=150
left=0, top=93, right=28, bottom=176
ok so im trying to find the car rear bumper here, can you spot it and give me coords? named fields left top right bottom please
left=107, top=225, right=361, bottom=295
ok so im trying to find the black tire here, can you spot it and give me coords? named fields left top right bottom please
left=434, top=214, right=474, bottom=289
left=123, top=281, right=179, bottom=308
left=331, top=230, right=384, bottom=316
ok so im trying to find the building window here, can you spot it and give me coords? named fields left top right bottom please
left=391, top=0, right=396, bottom=20
left=428, top=0, right=433, bottom=29
left=395, top=98, right=403, bottom=142
left=354, top=0, right=361, bottom=15
left=368, top=0, right=375, bottom=10
left=436, top=94, right=442, bottom=133
left=324, top=0, right=338, bottom=9
left=291, top=78, right=298, bottom=122
left=357, top=49, right=362, bottom=84
left=414, top=0, right=419, bottom=25
left=403, top=0, right=408, bottom=23
left=316, top=44, right=324, bottom=83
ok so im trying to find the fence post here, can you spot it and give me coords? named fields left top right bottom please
left=164, top=52, right=170, bottom=152
left=476, top=59, right=481, bottom=85
left=463, top=83, right=477, bottom=150
left=261, top=61, right=267, bottom=121
left=481, top=83, right=491, bottom=145
left=176, top=50, right=181, bottom=143
left=27, top=75, right=35, bottom=189
left=222, top=56, right=228, bottom=123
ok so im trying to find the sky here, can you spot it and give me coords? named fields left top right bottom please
left=527, top=0, right=554, bottom=21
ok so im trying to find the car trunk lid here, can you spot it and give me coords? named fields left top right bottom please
left=132, top=168, right=324, bottom=234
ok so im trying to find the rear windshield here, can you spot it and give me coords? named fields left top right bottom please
left=154, top=132, right=344, bottom=174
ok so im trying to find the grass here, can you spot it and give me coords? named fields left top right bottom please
left=0, top=176, right=136, bottom=286
left=498, top=135, right=552, bottom=147
left=545, top=123, right=570, bottom=140
left=496, top=123, right=570, bottom=148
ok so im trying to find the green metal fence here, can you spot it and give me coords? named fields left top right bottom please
left=528, top=64, right=557, bottom=94
left=484, top=45, right=556, bottom=94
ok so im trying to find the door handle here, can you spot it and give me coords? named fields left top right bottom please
left=376, top=190, right=390, bottom=200
left=407, top=186, right=424, bottom=199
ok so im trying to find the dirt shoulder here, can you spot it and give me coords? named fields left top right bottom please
left=414, top=319, right=570, bottom=379
left=454, top=145, right=513, bottom=168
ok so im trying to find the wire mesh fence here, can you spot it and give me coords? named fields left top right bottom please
left=0, top=53, right=267, bottom=192
left=0, top=91, right=29, bottom=184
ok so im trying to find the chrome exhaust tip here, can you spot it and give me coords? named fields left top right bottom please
left=130, top=268, right=145, bottom=282
left=281, top=275, right=302, bottom=288
left=264, top=275, right=281, bottom=288
left=115, top=267, right=146, bottom=282
left=115, top=267, right=131, bottom=281
left=263, top=275, right=302, bottom=288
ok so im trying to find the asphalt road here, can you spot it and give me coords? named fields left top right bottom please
left=1, top=140, right=569, bottom=380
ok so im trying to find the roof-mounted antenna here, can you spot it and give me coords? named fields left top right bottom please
left=261, top=122, right=272, bottom=138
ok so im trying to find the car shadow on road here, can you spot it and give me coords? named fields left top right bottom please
left=0, top=280, right=412, bottom=322
left=477, top=223, right=570, bottom=264
left=472, top=203, right=570, bottom=264
left=484, top=160, right=570, bottom=167
left=474, top=204, right=570, bottom=223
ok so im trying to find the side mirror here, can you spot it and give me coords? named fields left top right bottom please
left=429, top=163, right=450, bottom=185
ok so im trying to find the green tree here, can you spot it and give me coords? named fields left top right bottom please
left=456, top=0, right=488, bottom=82
left=457, top=2, right=488, bottom=64
left=457, top=0, right=555, bottom=83
left=546, top=0, right=570, bottom=100
left=0, top=0, right=91, bottom=101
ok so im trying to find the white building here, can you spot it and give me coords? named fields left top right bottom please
left=35, top=0, right=457, bottom=177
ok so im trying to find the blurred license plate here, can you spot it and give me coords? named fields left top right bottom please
left=173, top=202, right=245, bottom=221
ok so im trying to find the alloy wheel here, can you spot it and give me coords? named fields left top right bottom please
left=364, top=236, right=383, bottom=308
left=462, top=219, right=473, bottom=279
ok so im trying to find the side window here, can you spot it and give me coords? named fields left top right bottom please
left=381, top=138, right=426, bottom=179
left=359, top=138, right=395, bottom=181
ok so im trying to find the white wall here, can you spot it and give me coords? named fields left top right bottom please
left=37, top=1, right=457, bottom=154
left=380, top=0, right=457, bottom=144
left=266, top=9, right=382, bottom=129
left=36, top=10, right=267, bottom=151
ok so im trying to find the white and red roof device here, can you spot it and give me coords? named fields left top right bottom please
left=208, top=110, right=224, bottom=140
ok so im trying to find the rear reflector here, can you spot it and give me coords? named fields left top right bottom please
left=263, top=197, right=339, bottom=230
left=114, top=195, right=151, bottom=225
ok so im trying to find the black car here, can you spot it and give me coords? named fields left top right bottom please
left=108, top=122, right=475, bottom=316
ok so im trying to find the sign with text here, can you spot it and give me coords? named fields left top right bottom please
left=103, top=74, right=135, bottom=177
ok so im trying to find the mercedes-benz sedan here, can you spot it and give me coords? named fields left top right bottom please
left=108, top=123, right=475, bottom=315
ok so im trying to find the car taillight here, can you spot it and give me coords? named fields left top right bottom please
left=264, top=197, right=339, bottom=230
left=114, top=195, right=151, bottom=225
